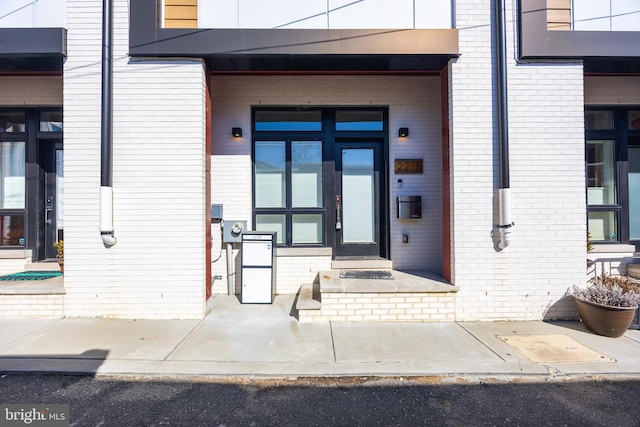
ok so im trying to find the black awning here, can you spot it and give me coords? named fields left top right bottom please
left=0, top=28, right=66, bottom=72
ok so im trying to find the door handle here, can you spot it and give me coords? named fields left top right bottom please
left=335, top=194, right=342, bottom=230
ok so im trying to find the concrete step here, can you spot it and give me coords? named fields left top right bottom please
left=295, top=282, right=321, bottom=310
left=24, top=262, right=61, bottom=271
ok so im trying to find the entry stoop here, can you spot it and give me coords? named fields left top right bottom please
left=0, top=262, right=64, bottom=318
left=297, top=268, right=459, bottom=323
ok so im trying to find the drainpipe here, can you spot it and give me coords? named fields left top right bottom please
left=100, top=0, right=116, bottom=247
left=495, top=0, right=513, bottom=250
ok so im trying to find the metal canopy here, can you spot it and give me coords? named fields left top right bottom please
left=129, top=0, right=459, bottom=73
left=0, top=28, right=66, bottom=72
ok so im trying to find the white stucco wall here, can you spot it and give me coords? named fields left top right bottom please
left=63, top=0, right=208, bottom=319
left=209, top=75, right=444, bottom=294
left=450, top=0, right=587, bottom=320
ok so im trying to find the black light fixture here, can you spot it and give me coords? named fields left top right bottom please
left=398, top=127, right=409, bottom=138
left=232, top=127, right=243, bottom=138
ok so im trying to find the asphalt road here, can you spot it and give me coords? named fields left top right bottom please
left=1, top=374, right=639, bottom=426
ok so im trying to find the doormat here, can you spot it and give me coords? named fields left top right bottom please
left=498, top=334, right=614, bottom=364
left=339, top=270, right=394, bottom=280
left=0, top=271, right=62, bottom=281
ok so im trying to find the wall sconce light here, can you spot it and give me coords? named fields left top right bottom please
left=232, top=127, right=243, bottom=138
left=398, top=127, right=409, bottom=138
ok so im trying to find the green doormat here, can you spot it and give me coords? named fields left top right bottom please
left=0, top=271, right=62, bottom=281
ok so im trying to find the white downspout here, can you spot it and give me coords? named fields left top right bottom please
left=100, top=0, right=116, bottom=247
left=100, top=186, right=117, bottom=246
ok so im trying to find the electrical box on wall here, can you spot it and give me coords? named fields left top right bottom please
left=397, top=196, right=422, bottom=219
left=211, top=204, right=223, bottom=220
left=223, top=220, right=247, bottom=243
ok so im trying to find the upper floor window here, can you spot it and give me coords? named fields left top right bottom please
left=0, top=0, right=66, bottom=28
left=171, top=0, right=452, bottom=30
left=549, top=0, right=640, bottom=31
left=573, top=0, right=640, bottom=31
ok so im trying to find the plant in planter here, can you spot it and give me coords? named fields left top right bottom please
left=53, top=240, right=64, bottom=273
left=572, top=272, right=640, bottom=337
left=586, top=231, right=594, bottom=268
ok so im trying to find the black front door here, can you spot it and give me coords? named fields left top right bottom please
left=333, top=141, right=385, bottom=257
left=40, top=141, right=63, bottom=260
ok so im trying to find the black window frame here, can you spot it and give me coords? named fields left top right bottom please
left=252, top=108, right=326, bottom=248
left=251, top=106, right=389, bottom=250
left=585, top=106, right=640, bottom=249
left=0, top=108, right=63, bottom=255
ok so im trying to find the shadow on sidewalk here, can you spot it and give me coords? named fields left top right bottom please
left=0, top=349, right=109, bottom=376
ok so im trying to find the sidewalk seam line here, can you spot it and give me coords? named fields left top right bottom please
left=162, top=320, right=203, bottom=361
left=329, top=321, right=337, bottom=363
left=456, top=322, right=507, bottom=362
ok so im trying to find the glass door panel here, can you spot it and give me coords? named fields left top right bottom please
left=342, top=149, right=375, bottom=243
left=334, top=142, right=382, bottom=257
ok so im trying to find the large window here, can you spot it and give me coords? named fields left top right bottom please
left=0, top=108, right=62, bottom=251
left=0, top=112, right=26, bottom=247
left=197, top=0, right=453, bottom=30
left=586, top=108, right=640, bottom=248
left=254, top=139, right=324, bottom=246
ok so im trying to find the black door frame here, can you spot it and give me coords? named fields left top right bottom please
left=39, top=139, right=63, bottom=260
left=0, top=108, right=62, bottom=261
left=329, top=139, right=387, bottom=258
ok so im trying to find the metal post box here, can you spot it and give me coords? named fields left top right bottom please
left=241, top=232, right=277, bottom=303
left=397, top=196, right=422, bottom=219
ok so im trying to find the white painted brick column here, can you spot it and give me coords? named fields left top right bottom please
left=63, top=0, right=208, bottom=319
left=450, top=0, right=586, bottom=320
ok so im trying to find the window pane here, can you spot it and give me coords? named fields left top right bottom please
left=629, top=147, right=640, bottom=240
left=255, top=111, right=321, bottom=131
left=1, top=142, right=26, bottom=209
left=292, top=141, right=322, bottom=207
left=342, top=148, right=375, bottom=243
left=56, top=149, right=64, bottom=238
left=586, top=140, right=616, bottom=205
left=0, top=215, right=25, bottom=246
left=0, top=112, right=25, bottom=133
left=40, top=111, right=63, bottom=132
left=292, top=214, right=322, bottom=244
left=588, top=211, right=618, bottom=242
left=336, top=111, right=383, bottom=131
left=585, top=111, right=614, bottom=130
left=254, top=141, right=286, bottom=208
left=256, top=214, right=286, bottom=244
left=629, top=111, right=640, bottom=130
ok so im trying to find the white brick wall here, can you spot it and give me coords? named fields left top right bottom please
left=0, top=295, right=64, bottom=318
left=210, top=75, right=444, bottom=287
left=299, top=292, right=456, bottom=322
left=450, top=0, right=586, bottom=320
left=0, top=76, right=63, bottom=106
left=63, top=0, right=208, bottom=319
left=585, top=76, right=640, bottom=105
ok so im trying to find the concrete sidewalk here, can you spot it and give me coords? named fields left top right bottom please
left=0, top=295, right=639, bottom=380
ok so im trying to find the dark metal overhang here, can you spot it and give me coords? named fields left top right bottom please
left=0, top=28, right=66, bottom=73
left=129, top=0, right=458, bottom=73
left=519, top=0, right=640, bottom=73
